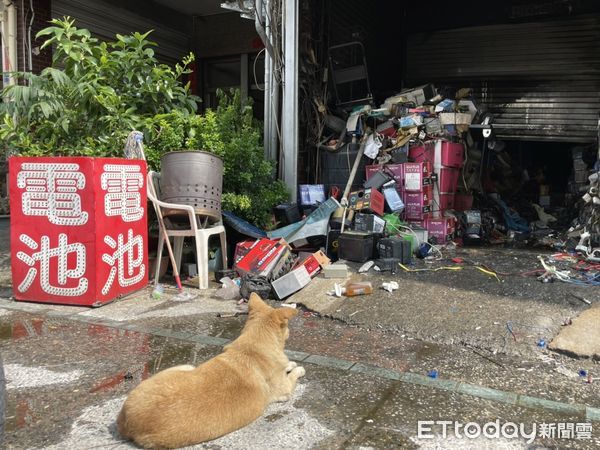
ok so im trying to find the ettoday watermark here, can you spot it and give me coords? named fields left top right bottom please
left=417, top=420, right=593, bottom=444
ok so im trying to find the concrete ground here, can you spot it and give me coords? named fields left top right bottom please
left=1, top=218, right=600, bottom=449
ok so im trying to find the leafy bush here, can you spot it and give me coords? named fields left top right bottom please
left=213, top=90, right=289, bottom=227
left=0, top=17, right=198, bottom=158
left=0, top=18, right=288, bottom=228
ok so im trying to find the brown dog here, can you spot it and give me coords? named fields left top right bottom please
left=116, top=293, right=305, bottom=449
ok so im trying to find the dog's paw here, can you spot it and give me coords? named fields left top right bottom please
left=286, top=361, right=298, bottom=372
left=275, top=394, right=291, bottom=402
left=292, top=366, right=305, bottom=378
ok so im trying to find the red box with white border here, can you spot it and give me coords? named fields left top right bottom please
left=402, top=162, right=432, bottom=191
left=234, top=238, right=291, bottom=278
left=409, top=140, right=464, bottom=168
left=402, top=186, right=433, bottom=221
left=426, top=216, right=457, bottom=243
left=435, top=166, right=460, bottom=193
left=10, top=156, right=148, bottom=306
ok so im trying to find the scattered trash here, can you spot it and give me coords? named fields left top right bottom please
left=381, top=281, right=399, bottom=293
left=323, top=264, right=349, bottom=279
left=555, top=366, right=579, bottom=378
left=538, top=354, right=555, bottom=364
left=427, top=370, right=438, bottom=379
left=172, top=291, right=198, bottom=302
left=216, top=311, right=248, bottom=318
left=240, top=274, right=272, bottom=299
left=470, top=347, right=504, bottom=368
left=562, top=318, right=573, bottom=326
left=373, top=258, right=400, bottom=273
left=332, top=281, right=374, bottom=297
left=579, top=369, right=588, bottom=377
left=537, top=338, right=547, bottom=349
left=587, top=375, right=599, bottom=384
left=358, top=261, right=375, bottom=273
left=344, top=282, right=373, bottom=297
left=215, top=277, right=241, bottom=300
left=506, top=323, right=518, bottom=341
left=570, top=293, right=592, bottom=305
left=151, top=284, right=164, bottom=300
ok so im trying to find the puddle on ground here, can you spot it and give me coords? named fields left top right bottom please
left=208, top=316, right=245, bottom=339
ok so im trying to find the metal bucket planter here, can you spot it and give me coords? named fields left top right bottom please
left=159, top=151, right=223, bottom=223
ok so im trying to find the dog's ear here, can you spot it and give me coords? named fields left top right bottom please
left=272, top=307, right=298, bottom=327
left=248, top=292, right=270, bottom=313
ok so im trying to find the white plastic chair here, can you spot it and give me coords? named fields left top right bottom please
left=147, top=171, right=227, bottom=289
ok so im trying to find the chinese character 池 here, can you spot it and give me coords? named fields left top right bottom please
left=101, top=164, right=144, bottom=222
left=16, top=233, right=88, bottom=296
left=17, top=162, right=89, bottom=226
left=101, top=228, right=145, bottom=295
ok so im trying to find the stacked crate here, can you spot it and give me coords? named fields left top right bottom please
left=409, top=140, right=464, bottom=217
left=400, top=162, right=433, bottom=222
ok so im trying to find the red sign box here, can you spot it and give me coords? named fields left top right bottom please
left=10, top=156, right=148, bottom=306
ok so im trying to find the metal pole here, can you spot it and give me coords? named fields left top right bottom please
left=240, top=53, right=248, bottom=106
left=281, top=0, right=298, bottom=201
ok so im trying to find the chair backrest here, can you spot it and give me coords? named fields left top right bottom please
left=147, top=170, right=223, bottom=231
left=147, top=171, right=161, bottom=203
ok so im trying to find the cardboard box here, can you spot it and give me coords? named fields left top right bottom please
left=271, top=265, right=311, bottom=300
left=312, top=250, right=331, bottom=267
left=454, top=193, right=473, bottom=211
left=234, top=238, right=293, bottom=279
left=292, top=253, right=320, bottom=278
left=426, top=217, right=457, bottom=243
left=402, top=186, right=433, bottom=221
left=402, top=162, right=432, bottom=191
left=234, top=240, right=257, bottom=264
left=435, top=166, right=460, bottom=193
left=409, top=140, right=464, bottom=168
left=323, top=263, right=348, bottom=279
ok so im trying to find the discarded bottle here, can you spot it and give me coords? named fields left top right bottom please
left=344, top=282, right=373, bottom=297
left=151, top=284, right=164, bottom=299
left=537, top=338, right=547, bottom=348
left=427, top=369, right=438, bottom=379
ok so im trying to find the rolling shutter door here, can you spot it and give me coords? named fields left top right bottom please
left=405, top=15, right=600, bottom=142
left=52, top=0, right=189, bottom=64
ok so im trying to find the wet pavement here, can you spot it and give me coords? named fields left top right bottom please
left=1, top=217, right=600, bottom=448
left=1, top=298, right=599, bottom=449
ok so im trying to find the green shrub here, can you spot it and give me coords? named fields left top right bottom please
left=0, top=17, right=198, bottom=158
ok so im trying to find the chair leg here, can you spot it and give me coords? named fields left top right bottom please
left=195, top=235, right=210, bottom=289
left=154, top=232, right=165, bottom=286
left=173, top=236, right=184, bottom=275
left=219, top=230, right=228, bottom=269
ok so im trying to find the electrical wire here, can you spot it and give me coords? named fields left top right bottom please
left=28, top=0, right=35, bottom=72
left=252, top=47, right=266, bottom=92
